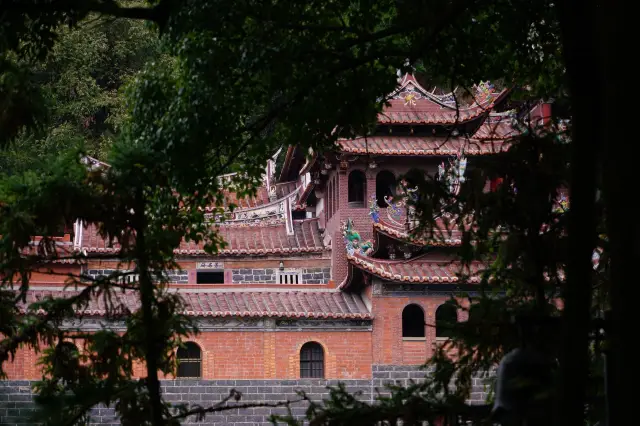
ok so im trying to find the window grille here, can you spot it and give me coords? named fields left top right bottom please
left=177, top=342, right=202, bottom=378
left=278, top=269, right=301, bottom=284
left=300, top=342, right=324, bottom=378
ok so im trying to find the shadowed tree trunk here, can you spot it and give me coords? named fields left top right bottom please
left=598, top=1, right=634, bottom=425
left=557, top=0, right=602, bottom=424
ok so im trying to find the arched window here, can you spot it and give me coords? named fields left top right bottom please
left=402, top=304, right=425, bottom=338
left=177, top=342, right=202, bottom=378
left=348, top=170, right=366, bottom=207
left=53, top=342, right=80, bottom=382
left=436, top=304, right=458, bottom=338
left=300, top=342, right=324, bottom=378
left=376, top=170, right=396, bottom=208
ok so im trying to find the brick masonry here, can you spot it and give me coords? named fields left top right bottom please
left=0, top=366, right=492, bottom=426
left=231, top=268, right=331, bottom=284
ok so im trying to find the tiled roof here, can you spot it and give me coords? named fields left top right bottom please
left=222, top=185, right=271, bottom=209
left=374, top=218, right=463, bottom=246
left=377, top=108, right=487, bottom=125
left=378, top=74, right=509, bottom=125
left=338, top=136, right=508, bottom=156
left=347, top=253, right=484, bottom=283
left=472, top=119, right=521, bottom=140
left=18, top=289, right=371, bottom=319
left=80, top=219, right=324, bottom=256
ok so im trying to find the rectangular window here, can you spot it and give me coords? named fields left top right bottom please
left=196, top=271, right=225, bottom=284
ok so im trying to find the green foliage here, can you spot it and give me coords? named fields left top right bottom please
left=1, top=2, right=164, bottom=174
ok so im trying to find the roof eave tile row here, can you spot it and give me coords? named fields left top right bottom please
left=82, top=246, right=325, bottom=256
left=81, top=219, right=325, bottom=256
left=347, top=253, right=482, bottom=284
left=338, top=137, right=509, bottom=156
left=376, top=109, right=485, bottom=125
left=373, top=222, right=462, bottom=247
left=19, top=290, right=372, bottom=320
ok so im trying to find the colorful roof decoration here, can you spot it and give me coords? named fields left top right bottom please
left=346, top=253, right=484, bottom=284
left=378, top=74, right=508, bottom=125
left=337, top=136, right=509, bottom=156
left=78, top=219, right=324, bottom=256
left=19, top=289, right=371, bottom=319
left=342, top=218, right=374, bottom=257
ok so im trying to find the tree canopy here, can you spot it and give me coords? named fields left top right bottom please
left=0, top=1, right=164, bottom=174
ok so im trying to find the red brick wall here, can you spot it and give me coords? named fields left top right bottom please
left=4, top=330, right=373, bottom=380
left=402, top=340, right=429, bottom=365
left=193, top=332, right=266, bottom=379
left=372, top=294, right=466, bottom=365
left=2, top=346, right=39, bottom=380
left=274, top=332, right=372, bottom=379
left=25, top=265, right=81, bottom=285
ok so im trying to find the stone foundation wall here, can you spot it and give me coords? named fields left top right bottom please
left=0, top=366, right=491, bottom=426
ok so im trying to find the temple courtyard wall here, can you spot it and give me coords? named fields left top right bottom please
left=0, top=366, right=491, bottom=426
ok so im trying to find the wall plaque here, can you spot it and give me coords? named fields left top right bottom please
left=196, top=261, right=225, bottom=270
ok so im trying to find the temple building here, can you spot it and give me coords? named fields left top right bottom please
left=1, top=74, right=547, bottom=424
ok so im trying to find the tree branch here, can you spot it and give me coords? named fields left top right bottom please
left=171, top=396, right=304, bottom=421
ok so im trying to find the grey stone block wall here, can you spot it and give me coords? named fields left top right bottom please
left=301, top=268, right=331, bottom=284
left=164, top=270, right=189, bottom=284
left=0, top=366, right=492, bottom=425
left=83, top=269, right=188, bottom=284
left=372, top=365, right=493, bottom=405
left=231, top=268, right=331, bottom=284
left=232, top=268, right=277, bottom=284
left=84, top=269, right=122, bottom=280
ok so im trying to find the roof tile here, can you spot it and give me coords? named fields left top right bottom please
left=80, top=219, right=324, bottom=256
left=338, top=136, right=509, bottom=156
left=20, top=290, right=371, bottom=319
left=346, top=253, right=484, bottom=284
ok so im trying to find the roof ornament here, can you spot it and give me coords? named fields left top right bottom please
left=438, top=151, right=467, bottom=196
left=473, top=81, right=497, bottom=105
left=385, top=195, right=404, bottom=223
left=268, top=185, right=277, bottom=202
left=394, top=83, right=423, bottom=104
left=342, top=218, right=374, bottom=256
left=378, top=180, right=419, bottom=227
left=369, top=194, right=380, bottom=223
left=553, top=192, right=569, bottom=213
